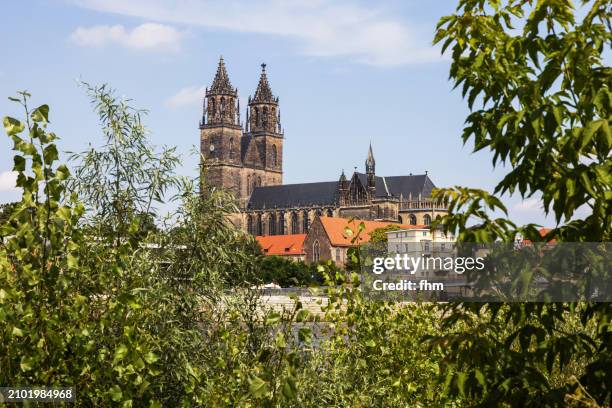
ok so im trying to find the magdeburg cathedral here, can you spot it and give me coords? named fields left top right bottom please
left=199, top=57, right=448, bottom=235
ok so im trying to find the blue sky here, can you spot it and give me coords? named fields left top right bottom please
left=0, top=0, right=566, bottom=225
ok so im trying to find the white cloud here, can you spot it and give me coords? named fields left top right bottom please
left=165, top=85, right=207, bottom=109
left=71, top=0, right=441, bottom=67
left=70, top=23, right=183, bottom=51
left=513, top=198, right=542, bottom=213
left=0, top=171, right=18, bottom=193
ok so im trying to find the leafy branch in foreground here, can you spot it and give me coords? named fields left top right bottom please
left=431, top=1, right=611, bottom=406
left=68, top=82, right=180, bottom=242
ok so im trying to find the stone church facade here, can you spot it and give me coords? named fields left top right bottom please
left=200, top=57, right=448, bottom=235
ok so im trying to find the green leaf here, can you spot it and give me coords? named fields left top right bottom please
left=3, top=116, right=24, bottom=136
left=12, top=327, right=24, bottom=337
left=144, top=351, right=159, bottom=364
left=298, top=327, right=312, bottom=344
left=13, top=155, right=26, bottom=171
left=113, top=344, right=129, bottom=364
left=109, top=385, right=122, bottom=402
left=20, top=356, right=35, bottom=371
left=266, top=312, right=281, bottom=325
left=248, top=375, right=269, bottom=398
left=31, top=104, right=49, bottom=122
left=282, top=376, right=297, bottom=400
left=43, top=144, right=59, bottom=164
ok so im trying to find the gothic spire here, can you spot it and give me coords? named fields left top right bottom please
left=253, top=63, right=276, bottom=102
left=209, top=56, right=236, bottom=95
left=366, top=143, right=375, bottom=172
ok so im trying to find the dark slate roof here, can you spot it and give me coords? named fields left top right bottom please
left=248, top=181, right=338, bottom=209
left=356, top=173, right=435, bottom=199
left=247, top=173, right=437, bottom=210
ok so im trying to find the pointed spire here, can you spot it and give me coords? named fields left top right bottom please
left=253, top=62, right=275, bottom=102
left=209, top=56, right=236, bottom=95
left=365, top=143, right=375, bottom=187
left=339, top=169, right=347, bottom=182
left=366, top=143, right=375, bottom=167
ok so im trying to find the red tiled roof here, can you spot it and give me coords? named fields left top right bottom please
left=522, top=228, right=557, bottom=245
left=256, top=234, right=306, bottom=256
left=318, top=216, right=423, bottom=247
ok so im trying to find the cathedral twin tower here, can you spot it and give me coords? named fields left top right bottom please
left=200, top=56, right=283, bottom=208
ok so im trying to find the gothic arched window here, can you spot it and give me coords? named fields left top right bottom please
left=272, top=145, right=277, bottom=167
left=424, top=214, right=431, bottom=226
left=409, top=214, right=417, bottom=225
left=302, top=211, right=310, bottom=233
left=279, top=212, right=285, bottom=235
left=268, top=215, right=276, bottom=236
left=256, top=214, right=263, bottom=236
left=257, top=177, right=262, bottom=187
left=247, top=215, right=253, bottom=235
left=291, top=212, right=299, bottom=234
left=263, top=106, right=269, bottom=128
left=247, top=175, right=251, bottom=195
left=313, top=240, right=320, bottom=263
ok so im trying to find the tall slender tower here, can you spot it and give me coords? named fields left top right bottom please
left=366, top=143, right=376, bottom=198
left=200, top=56, right=243, bottom=197
left=243, top=63, right=283, bottom=185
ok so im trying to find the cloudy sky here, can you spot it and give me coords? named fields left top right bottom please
left=0, top=0, right=565, bottom=225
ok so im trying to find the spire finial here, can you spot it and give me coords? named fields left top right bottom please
left=261, top=62, right=267, bottom=71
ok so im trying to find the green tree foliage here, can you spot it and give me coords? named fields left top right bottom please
left=68, top=82, right=180, bottom=242
left=432, top=1, right=611, bottom=406
left=255, top=256, right=334, bottom=287
left=368, top=224, right=402, bottom=243
left=0, top=92, right=305, bottom=406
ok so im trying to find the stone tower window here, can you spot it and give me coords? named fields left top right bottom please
left=247, top=175, right=251, bottom=195
left=272, top=145, right=277, bottom=167
left=229, top=138, right=235, bottom=160
left=313, top=240, right=320, bottom=263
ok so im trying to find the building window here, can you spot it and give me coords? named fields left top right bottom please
left=327, top=208, right=333, bottom=217
left=247, top=175, right=251, bottom=195
left=424, top=214, right=431, bottom=226
left=257, top=176, right=262, bottom=187
left=335, top=248, right=341, bottom=262
left=256, top=214, right=263, bottom=236
left=247, top=215, right=253, bottom=235
left=291, top=212, right=299, bottom=234
left=229, top=138, right=235, bottom=160
left=303, top=211, right=310, bottom=232
left=272, top=145, right=277, bottom=166
left=409, top=214, right=417, bottom=225
left=313, top=240, right=320, bottom=263
left=268, top=215, right=276, bottom=236
left=279, top=212, right=285, bottom=235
